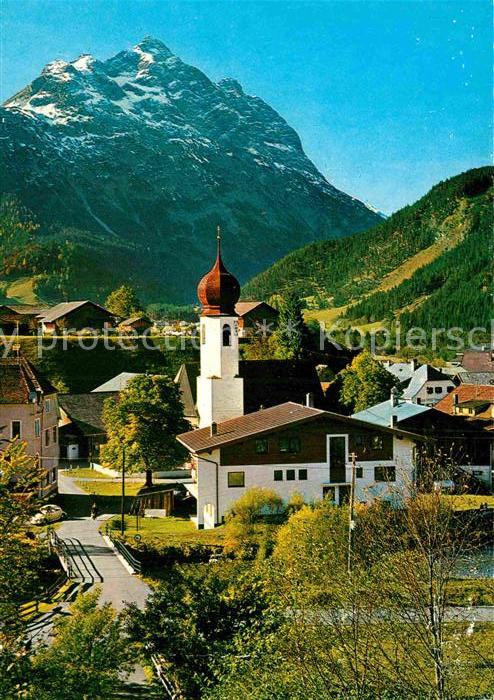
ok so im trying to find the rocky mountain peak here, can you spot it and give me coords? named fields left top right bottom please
left=0, top=38, right=382, bottom=303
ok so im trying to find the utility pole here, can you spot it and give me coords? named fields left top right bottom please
left=347, top=451, right=358, bottom=574
left=121, top=445, right=126, bottom=535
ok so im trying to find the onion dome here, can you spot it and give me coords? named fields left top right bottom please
left=197, top=227, right=240, bottom=316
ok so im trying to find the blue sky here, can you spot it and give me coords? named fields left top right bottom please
left=1, top=0, right=491, bottom=214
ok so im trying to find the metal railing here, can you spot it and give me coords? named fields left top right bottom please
left=19, top=571, right=68, bottom=620
left=105, top=524, right=142, bottom=574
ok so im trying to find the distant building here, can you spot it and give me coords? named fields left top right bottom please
left=0, top=304, right=49, bottom=335
left=454, top=371, right=494, bottom=386
left=38, top=301, right=115, bottom=334
left=58, top=392, right=117, bottom=462
left=234, top=301, right=278, bottom=338
left=91, top=372, right=144, bottom=393
left=119, top=314, right=153, bottom=334
left=0, top=354, right=59, bottom=496
left=401, top=364, right=455, bottom=406
left=382, top=359, right=419, bottom=383
left=459, top=349, right=494, bottom=373
left=175, top=360, right=325, bottom=428
left=354, top=391, right=493, bottom=492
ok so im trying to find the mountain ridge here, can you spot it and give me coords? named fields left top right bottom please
left=243, top=167, right=493, bottom=341
left=0, top=37, right=381, bottom=303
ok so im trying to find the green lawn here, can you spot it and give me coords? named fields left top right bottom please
left=73, top=479, right=145, bottom=497
left=60, top=468, right=110, bottom=480
left=446, top=578, right=494, bottom=606
left=444, top=495, right=494, bottom=511
left=107, top=514, right=225, bottom=547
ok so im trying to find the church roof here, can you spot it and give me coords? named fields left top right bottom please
left=177, top=360, right=325, bottom=417
left=197, top=230, right=240, bottom=316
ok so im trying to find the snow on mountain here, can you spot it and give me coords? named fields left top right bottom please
left=0, top=37, right=381, bottom=303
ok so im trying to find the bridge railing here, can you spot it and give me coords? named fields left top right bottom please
left=105, top=523, right=142, bottom=574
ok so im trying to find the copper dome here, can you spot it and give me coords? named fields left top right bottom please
left=197, top=231, right=240, bottom=316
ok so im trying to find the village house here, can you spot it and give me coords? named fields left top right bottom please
left=119, top=314, right=153, bottom=334
left=234, top=301, right=279, bottom=338
left=0, top=353, right=59, bottom=496
left=58, top=392, right=117, bottom=462
left=0, top=304, right=50, bottom=335
left=176, top=233, right=421, bottom=528
left=178, top=401, right=419, bottom=528
left=353, top=391, right=493, bottom=492
left=37, top=300, right=115, bottom=334
left=400, top=364, right=456, bottom=406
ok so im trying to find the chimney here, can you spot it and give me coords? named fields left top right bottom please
left=390, top=414, right=398, bottom=428
left=306, top=392, right=314, bottom=408
left=410, top=359, right=417, bottom=372
left=390, top=387, right=398, bottom=408
left=453, top=394, right=458, bottom=407
left=210, top=422, right=218, bottom=437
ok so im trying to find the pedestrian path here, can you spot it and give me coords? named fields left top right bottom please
left=57, top=516, right=151, bottom=611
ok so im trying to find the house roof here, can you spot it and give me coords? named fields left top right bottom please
left=177, top=360, right=325, bottom=415
left=177, top=401, right=422, bottom=454
left=0, top=356, right=57, bottom=403
left=352, top=399, right=431, bottom=427
left=120, top=315, right=151, bottom=325
left=0, top=304, right=50, bottom=316
left=402, top=364, right=451, bottom=399
left=460, top=350, right=494, bottom=373
left=58, top=392, right=117, bottom=435
left=435, top=384, right=494, bottom=416
left=92, top=372, right=144, bottom=392
left=38, top=300, right=112, bottom=323
left=455, top=371, right=494, bottom=386
left=383, top=361, right=416, bottom=382
left=234, top=301, right=276, bottom=317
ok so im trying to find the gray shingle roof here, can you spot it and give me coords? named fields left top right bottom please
left=352, top=399, right=431, bottom=427
left=403, top=364, right=451, bottom=399
left=91, top=372, right=143, bottom=392
left=58, top=392, right=117, bottom=435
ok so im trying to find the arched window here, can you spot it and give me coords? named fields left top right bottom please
left=222, top=324, right=232, bottom=346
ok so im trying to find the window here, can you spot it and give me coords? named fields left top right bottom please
left=45, top=399, right=51, bottom=413
left=298, top=469, right=307, bottom=480
left=255, top=438, right=269, bottom=454
left=274, top=470, right=283, bottom=481
left=52, top=426, right=57, bottom=443
left=371, top=435, right=383, bottom=450
left=11, top=421, right=21, bottom=439
left=416, top=398, right=422, bottom=405
left=354, top=435, right=364, bottom=447
left=34, top=419, right=40, bottom=438
left=328, top=435, right=347, bottom=483
left=286, top=469, right=295, bottom=481
left=279, top=437, right=301, bottom=453
left=375, top=466, right=396, bottom=482
left=356, top=466, right=363, bottom=479
left=228, top=471, right=245, bottom=488
left=45, top=430, right=50, bottom=447
left=434, top=387, right=443, bottom=394
left=426, top=386, right=434, bottom=395
left=447, top=386, right=454, bottom=392
left=222, top=324, right=232, bottom=347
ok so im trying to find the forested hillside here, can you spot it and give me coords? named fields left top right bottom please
left=244, top=167, right=493, bottom=338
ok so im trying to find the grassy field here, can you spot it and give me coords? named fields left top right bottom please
left=446, top=578, right=494, bottom=606
left=60, top=468, right=110, bottom=480
left=107, top=514, right=225, bottom=547
left=73, top=479, right=145, bottom=497
left=444, top=495, right=494, bottom=511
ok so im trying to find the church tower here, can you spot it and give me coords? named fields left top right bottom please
left=196, top=228, right=244, bottom=428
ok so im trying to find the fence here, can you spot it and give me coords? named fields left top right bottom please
left=19, top=571, right=68, bottom=620
left=105, top=523, right=142, bottom=574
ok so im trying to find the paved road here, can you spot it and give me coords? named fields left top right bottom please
left=57, top=516, right=151, bottom=611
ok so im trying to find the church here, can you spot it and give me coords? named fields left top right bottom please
left=177, top=233, right=419, bottom=529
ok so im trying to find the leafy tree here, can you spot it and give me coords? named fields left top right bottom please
left=339, top=351, right=399, bottom=412
left=29, top=589, right=136, bottom=700
left=100, top=374, right=190, bottom=484
left=223, top=488, right=284, bottom=558
left=105, top=285, right=143, bottom=319
left=0, top=441, right=45, bottom=697
left=126, top=564, right=278, bottom=699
